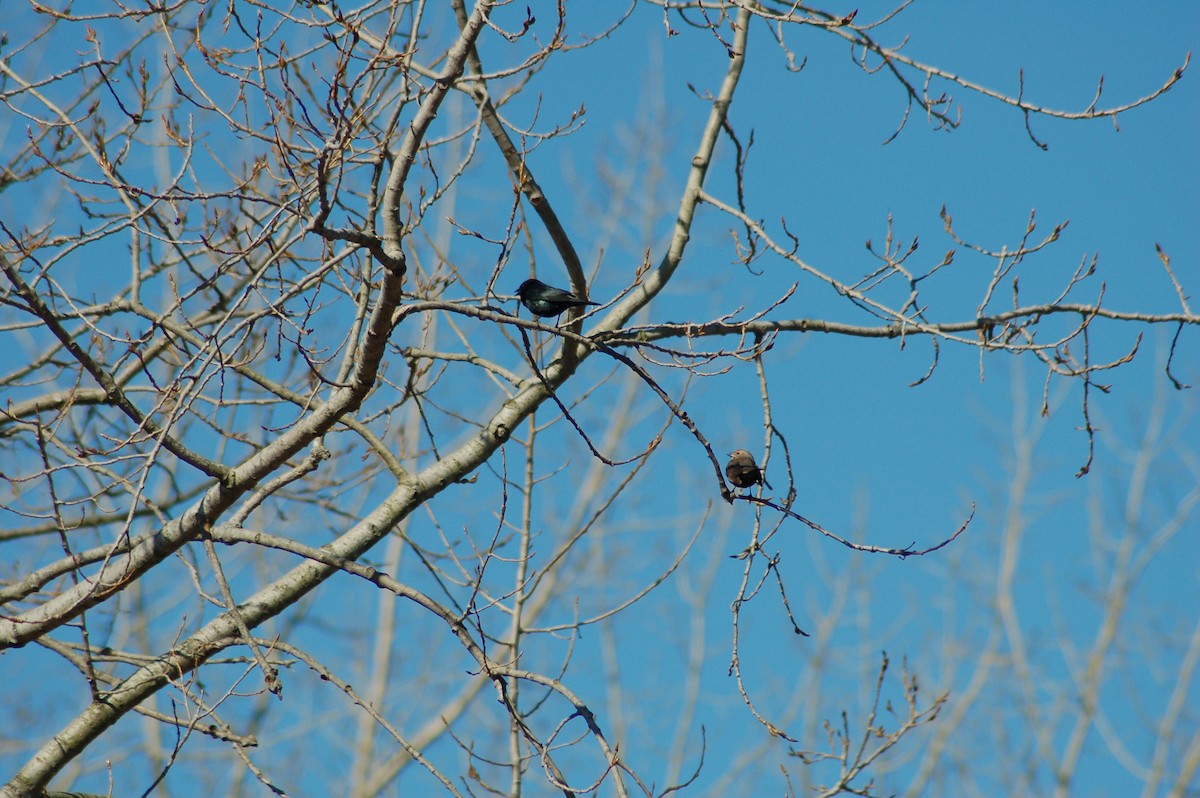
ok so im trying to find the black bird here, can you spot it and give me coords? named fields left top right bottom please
left=516, top=278, right=599, bottom=319
left=725, top=449, right=771, bottom=491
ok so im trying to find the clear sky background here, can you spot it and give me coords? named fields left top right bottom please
left=485, top=3, right=1200, bottom=795
left=1, top=2, right=1196, bottom=796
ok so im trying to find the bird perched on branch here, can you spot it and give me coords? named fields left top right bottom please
left=516, top=278, right=599, bottom=319
left=726, top=449, right=771, bottom=491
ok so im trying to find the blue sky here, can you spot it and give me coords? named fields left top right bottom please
left=1, top=2, right=1196, bottom=796
left=491, top=4, right=1200, bottom=795
left=507, top=1, right=1197, bottom=538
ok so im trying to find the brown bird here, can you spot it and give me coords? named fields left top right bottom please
left=725, top=449, right=771, bottom=491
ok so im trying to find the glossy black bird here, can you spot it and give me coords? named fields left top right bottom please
left=725, top=449, right=771, bottom=491
left=516, top=278, right=599, bottom=319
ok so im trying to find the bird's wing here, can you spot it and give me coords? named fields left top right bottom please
left=544, top=286, right=580, bottom=302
